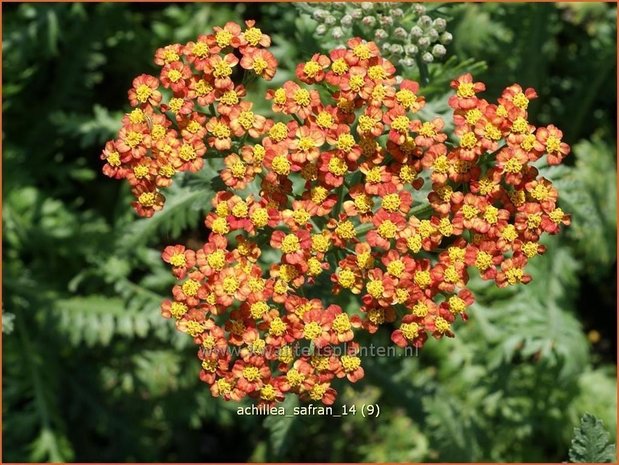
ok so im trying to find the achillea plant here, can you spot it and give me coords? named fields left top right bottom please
left=101, top=20, right=571, bottom=406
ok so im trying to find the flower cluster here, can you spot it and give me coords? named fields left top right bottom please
left=102, top=21, right=570, bottom=405
left=100, top=20, right=276, bottom=217
left=298, top=2, right=452, bottom=67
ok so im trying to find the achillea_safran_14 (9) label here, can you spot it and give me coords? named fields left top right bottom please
left=100, top=20, right=571, bottom=406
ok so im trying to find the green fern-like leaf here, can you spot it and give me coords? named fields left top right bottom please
left=569, top=413, right=616, bottom=463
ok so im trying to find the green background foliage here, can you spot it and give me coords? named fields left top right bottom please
left=3, top=2, right=617, bottom=462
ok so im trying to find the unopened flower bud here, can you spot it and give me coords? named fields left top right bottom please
left=361, top=2, right=374, bottom=10
left=422, top=52, right=434, bottom=63
left=440, top=32, right=453, bottom=44
left=432, top=44, right=446, bottom=58
left=324, top=14, right=337, bottom=26
left=433, top=17, right=447, bottom=32
left=413, top=3, right=426, bottom=15
left=363, top=16, right=377, bottom=27
left=404, top=44, right=419, bottom=56
left=410, top=25, right=423, bottom=38
left=418, top=15, right=433, bottom=29
left=332, top=26, right=344, bottom=39
left=394, top=27, right=407, bottom=39
left=350, top=8, right=363, bottom=19
left=417, top=37, right=430, bottom=49
left=390, top=44, right=404, bottom=55
left=316, top=24, right=327, bottom=35
left=392, top=8, right=404, bottom=17
left=399, top=57, right=415, bottom=67
left=341, top=14, right=353, bottom=27
left=426, top=28, right=439, bottom=42
left=374, top=28, right=388, bottom=40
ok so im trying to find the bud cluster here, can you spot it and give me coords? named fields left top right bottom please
left=298, top=2, right=452, bottom=68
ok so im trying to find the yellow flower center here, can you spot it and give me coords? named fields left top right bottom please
left=269, top=317, right=287, bottom=336
left=522, top=241, right=539, bottom=258
left=391, top=115, right=410, bottom=133
left=365, top=166, right=382, bottom=183
left=195, top=79, right=213, bottom=96
left=353, top=43, right=371, bottom=60
left=243, top=27, right=262, bottom=46
left=230, top=161, right=246, bottom=178
left=546, top=135, right=561, bottom=153
left=354, top=193, right=373, bottom=212
left=512, top=92, right=529, bottom=109
left=412, top=302, right=428, bottom=317
left=260, top=384, right=277, bottom=401
left=377, top=220, right=398, bottom=239
left=332, top=58, right=349, bottom=75
left=211, top=122, right=231, bottom=139
left=222, top=276, right=240, bottom=295
left=179, top=143, right=196, bottom=161
left=549, top=208, right=565, bottom=224
left=407, top=234, right=422, bottom=253
left=504, top=158, right=523, bottom=174
left=460, top=132, right=478, bottom=149
left=316, top=111, right=334, bottom=129
left=231, top=201, right=248, bottom=218
left=133, top=164, right=149, bottom=179
left=303, top=60, right=322, bottom=77
left=163, top=49, right=179, bottom=63
left=281, top=234, right=300, bottom=253
left=457, top=82, right=475, bottom=98
left=462, top=204, right=479, bottom=220
left=213, top=60, right=232, bottom=78
left=211, top=217, right=230, bottom=235
left=386, top=259, right=405, bottom=277
left=357, top=115, right=377, bottom=133
left=396, top=89, right=417, bottom=109
left=433, top=155, right=450, bottom=174
left=151, top=124, right=166, bottom=140
left=448, top=246, right=466, bottom=262
left=418, top=122, right=437, bottom=138
left=511, top=117, right=529, bottom=134
left=135, top=85, right=152, bottom=103
left=138, top=192, right=156, bottom=207
left=303, top=321, right=322, bottom=340
left=307, top=257, right=323, bottom=276
left=434, top=316, right=451, bottom=333
left=182, top=279, right=200, bottom=296
left=335, top=220, right=356, bottom=239
left=167, top=69, right=183, bottom=83
left=170, top=302, right=188, bottom=319
left=448, top=296, right=466, bottom=314
left=286, top=368, right=305, bottom=386
left=272, top=155, right=291, bottom=176
left=438, top=217, right=453, bottom=236
left=465, top=108, right=483, bottom=125
left=250, top=208, right=269, bottom=228
left=269, top=122, right=288, bottom=142
left=294, top=88, right=311, bottom=106
left=126, top=131, right=143, bottom=148
left=484, top=123, right=502, bottom=141
left=328, top=156, right=348, bottom=176
left=206, top=250, right=226, bottom=270
left=216, top=30, right=233, bottom=47
left=252, top=57, right=268, bottom=74
left=501, top=224, right=518, bottom=242
left=505, top=267, right=524, bottom=285
left=366, top=279, right=384, bottom=299
left=169, top=253, right=186, bottom=267
left=444, top=265, right=459, bottom=284
left=400, top=322, right=420, bottom=340
left=338, top=269, right=356, bottom=288
left=484, top=205, right=499, bottom=224
left=382, top=193, right=401, bottom=212
left=311, top=186, right=328, bottom=204
left=367, top=65, right=386, bottom=81
left=242, top=366, right=261, bottom=382
left=414, top=270, right=431, bottom=288
left=250, top=302, right=269, bottom=319
left=341, top=355, right=361, bottom=372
